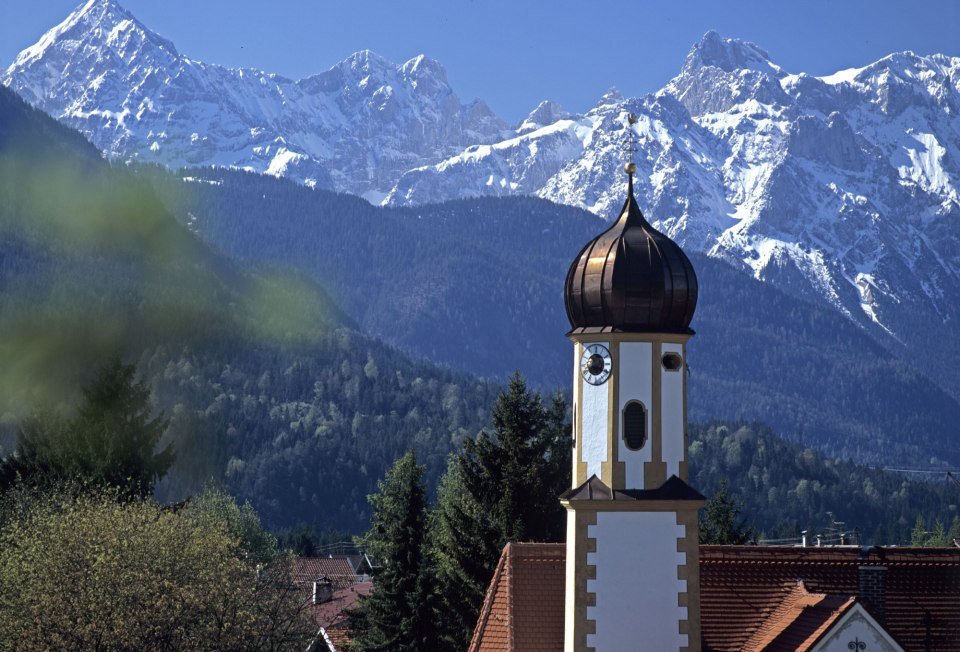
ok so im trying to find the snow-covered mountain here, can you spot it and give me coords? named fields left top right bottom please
left=5, top=4, right=960, bottom=391
left=1, top=0, right=509, bottom=199
left=385, top=32, right=960, bottom=391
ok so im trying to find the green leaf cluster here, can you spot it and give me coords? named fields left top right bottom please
left=0, top=489, right=314, bottom=651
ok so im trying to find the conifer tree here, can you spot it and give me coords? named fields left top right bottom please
left=429, top=461, right=497, bottom=651
left=928, top=519, right=948, bottom=547
left=699, top=478, right=756, bottom=544
left=910, top=514, right=928, bottom=547
left=3, top=356, right=172, bottom=497
left=431, top=373, right=570, bottom=649
left=353, top=450, right=435, bottom=652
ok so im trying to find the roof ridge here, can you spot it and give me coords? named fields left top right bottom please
left=468, top=543, right=510, bottom=652
left=741, top=581, right=859, bottom=652
left=507, top=542, right=517, bottom=650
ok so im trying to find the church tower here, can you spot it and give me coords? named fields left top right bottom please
left=561, top=118, right=704, bottom=652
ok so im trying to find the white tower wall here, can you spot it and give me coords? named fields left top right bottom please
left=617, top=341, right=653, bottom=488
left=587, top=511, right=689, bottom=651
left=661, top=341, right=686, bottom=480
left=578, top=340, right=609, bottom=481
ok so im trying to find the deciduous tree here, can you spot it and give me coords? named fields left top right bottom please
left=0, top=489, right=313, bottom=651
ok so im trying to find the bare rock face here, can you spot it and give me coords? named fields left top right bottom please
left=2, top=0, right=510, bottom=196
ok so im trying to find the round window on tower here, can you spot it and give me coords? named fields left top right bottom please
left=662, top=352, right=683, bottom=372
left=622, top=401, right=647, bottom=451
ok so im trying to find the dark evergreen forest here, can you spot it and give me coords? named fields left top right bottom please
left=142, top=167, right=960, bottom=470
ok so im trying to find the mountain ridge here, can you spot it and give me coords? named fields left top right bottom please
left=2, top=0, right=510, bottom=199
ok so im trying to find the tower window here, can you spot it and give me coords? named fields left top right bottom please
left=622, top=401, right=647, bottom=451
left=662, top=352, right=683, bottom=371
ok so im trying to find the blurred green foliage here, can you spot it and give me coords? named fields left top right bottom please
left=0, top=488, right=314, bottom=651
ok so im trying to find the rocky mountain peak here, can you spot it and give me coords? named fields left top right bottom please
left=518, top=100, right=570, bottom=133
left=15, top=0, right=178, bottom=69
left=4, top=0, right=180, bottom=110
left=665, top=31, right=791, bottom=116
left=3, top=0, right=511, bottom=198
left=400, top=54, right=448, bottom=84
left=683, top=30, right=784, bottom=78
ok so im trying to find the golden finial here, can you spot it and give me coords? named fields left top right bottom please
left=625, top=113, right=638, bottom=177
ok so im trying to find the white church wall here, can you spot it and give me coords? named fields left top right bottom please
left=618, top=342, right=652, bottom=488
left=661, top=342, right=685, bottom=480
left=587, top=511, right=688, bottom=651
left=580, top=341, right=609, bottom=480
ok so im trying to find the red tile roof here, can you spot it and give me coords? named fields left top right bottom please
left=740, top=581, right=854, bottom=651
left=291, top=556, right=361, bottom=590
left=468, top=545, right=960, bottom=652
left=700, top=546, right=960, bottom=652
left=311, top=581, right=372, bottom=629
left=469, top=542, right=566, bottom=652
left=292, top=557, right=372, bottom=651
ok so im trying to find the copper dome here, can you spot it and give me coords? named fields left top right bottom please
left=564, top=175, right=698, bottom=333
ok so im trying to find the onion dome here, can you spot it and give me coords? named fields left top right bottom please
left=564, top=167, right=698, bottom=333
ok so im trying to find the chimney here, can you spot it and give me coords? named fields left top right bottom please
left=858, top=565, right=887, bottom=623
left=313, top=577, right=333, bottom=605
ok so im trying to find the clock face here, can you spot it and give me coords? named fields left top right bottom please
left=580, top=343, right=612, bottom=385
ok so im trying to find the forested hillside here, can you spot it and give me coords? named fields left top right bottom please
left=143, top=167, right=960, bottom=470
left=688, top=422, right=960, bottom=545
left=3, top=84, right=958, bottom=539
left=0, top=86, right=497, bottom=531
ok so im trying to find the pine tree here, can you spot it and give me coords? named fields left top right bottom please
left=431, top=373, right=570, bottom=649
left=928, top=519, right=948, bottom=547
left=3, top=356, right=173, bottom=497
left=699, top=478, right=756, bottom=544
left=353, top=450, right=435, bottom=651
left=910, top=514, right=927, bottom=547
left=430, top=461, right=498, bottom=651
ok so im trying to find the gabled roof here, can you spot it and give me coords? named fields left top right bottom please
left=469, top=543, right=565, bottom=652
left=312, top=582, right=372, bottom=629
left=292, top=556, right=361, bottom=590
left=700, top=545, right=960, bottom=652
left=741, top=581, right=855, bottom=651
left=311, top=582, right=373, bottom=652
left=467, top=544, right=960, bottom=652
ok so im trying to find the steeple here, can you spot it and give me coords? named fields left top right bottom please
left=561, top=119, right=704, bottom=651
left=563, top=114, right=698, bottom=335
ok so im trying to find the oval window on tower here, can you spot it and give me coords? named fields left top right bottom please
left=622, top=401, right=647, bottom=451
left=662, top=352, right=683, bottom=372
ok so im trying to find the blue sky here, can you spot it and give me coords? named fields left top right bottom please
left=2, top=0, right=959, bottom=122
